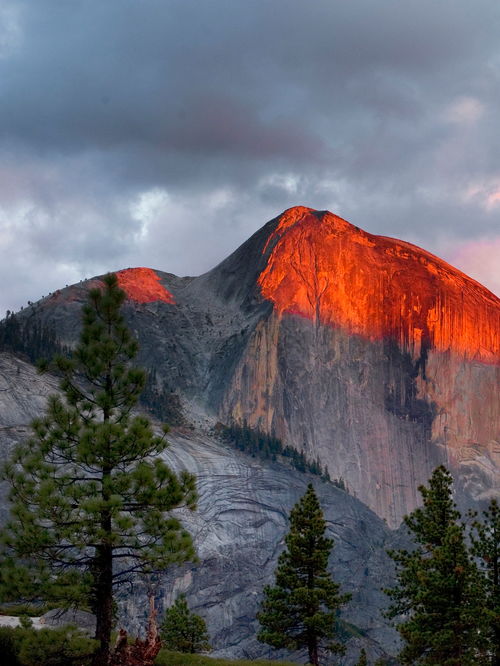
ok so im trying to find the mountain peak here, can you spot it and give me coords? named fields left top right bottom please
left=258, top=207, right=500, bottom=363
left=115, top=268, right=175, bottom=304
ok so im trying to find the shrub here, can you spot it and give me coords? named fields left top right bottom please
left=0, top=625, right=96, bottom=666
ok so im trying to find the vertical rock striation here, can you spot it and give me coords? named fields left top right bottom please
left=6, top=206, right=499, bottom=526
left=216, top=207, right=500, bottom=526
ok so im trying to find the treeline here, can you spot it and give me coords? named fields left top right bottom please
left=217, top=421, right=347, bottom=491
left=386, top=465, right=500, bottom=665
left=140, top=367, right=184, bottom=426
left=0, top=311, right=69, bottom=363
left=0, top=311, right=184, bottom=427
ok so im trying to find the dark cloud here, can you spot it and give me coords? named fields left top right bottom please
left=1, top=0, right=500, bottom=313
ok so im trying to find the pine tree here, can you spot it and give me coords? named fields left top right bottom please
left=0, top=274, right=197, bottom=666
left=160, top=594, right=211, bottom=653
left=471, top=498, right=500, bottom=666
left=257, top=483, right=350, bottom=665
left=355, top=647, right=368, bottom=665
left=385, top=465, right=485, bottom=665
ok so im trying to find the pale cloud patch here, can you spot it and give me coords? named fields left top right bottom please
left=462, top=180, right=500, bottom=210
left=206, top=187, right=238, bottom=211
left=486, top=189, right=500, bottom=208
left=130, top=188, right=170, bottom=244
left=0, top=2, right=24, bottom=59
left=259, top=173, right=301, bottom=195
left=449, top=238, right=500, bottom=297
left=444, top=96, right=485, bottom=125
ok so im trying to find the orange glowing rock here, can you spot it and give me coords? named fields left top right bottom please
left=115, top=268, right=175, bottom=304
left=258, top=206, right=500, bottom=363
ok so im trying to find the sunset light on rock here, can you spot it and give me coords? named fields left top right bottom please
left=115, top=267, right=175, bottom=304
left=258, top=206, right=500, bottom=363
left=3, top=2, right=500, bottom=661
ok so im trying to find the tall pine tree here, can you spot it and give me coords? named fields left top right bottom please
left=257, top=483, right=350, bottom=665
left=385, top=465, right=485, bottom=665
left=160, top=594, right=211, bottom=653
left=355, top=647, right=368, bottom=665
left=471, top=498, right=500, bottom=666
left=0, top=274, right=197, bottom=666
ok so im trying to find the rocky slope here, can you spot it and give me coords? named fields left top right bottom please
left=0, top=352, right=399, bottom=664
left=13, top=205, right=499, bottom=527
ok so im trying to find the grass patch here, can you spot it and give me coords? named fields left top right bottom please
left=155, top=650, right=297, bottom=666
left=0, top=603, right=53, bottom=617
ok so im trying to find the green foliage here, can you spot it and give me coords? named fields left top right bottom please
left=0, top=602, right=52, bottom=617
left=218, top=422, right=344, bottom=488
left=0, top=311, right=68, bottom=363
left=385, top=465, right=485, bottom=665
left=140, top=366, right=185, bottom=426
left=160, top=594, right=211, bottom=653
left=470, top=498, right=500, bottom=666
left=257, top=483, right=351, bottom=666
left=355, top=648, right=368, bottom=666
left=0, top=273, right=197, bottom=666
left=154, top=650, right=297, bottom=665
left=0, top=624, right=96, bottom=666
left=0, top=626, right=21, bottom=666
left=17, top=625, right=96, bottom=666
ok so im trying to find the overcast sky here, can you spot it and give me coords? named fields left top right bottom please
left=1, top=0, right=500, bottom=314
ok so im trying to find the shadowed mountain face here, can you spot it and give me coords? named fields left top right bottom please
left=10, top=206, right=500, bottom=527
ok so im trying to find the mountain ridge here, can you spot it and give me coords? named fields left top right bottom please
left=4, top=206, right=500, bottom=527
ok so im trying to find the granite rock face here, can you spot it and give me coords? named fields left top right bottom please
left=0, top=352, right=398, bottom=664
left=15, top=206, right=499, bottom=527
left=2, top=205, right=498, bottom=661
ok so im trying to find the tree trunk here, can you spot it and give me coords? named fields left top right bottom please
left=494, top=625, right=500, bottom=666
left=92, top=543, right=113, bottom=666
left=493, top=550, right=500, bottom=666
left=308, top=633, right=319, bottom=666
left=93, top=409, right=113, bottom=666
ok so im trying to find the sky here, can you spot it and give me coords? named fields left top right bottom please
left=1, top=0, right=500, bottom=315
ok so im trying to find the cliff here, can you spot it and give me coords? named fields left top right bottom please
left=0, top=352, right=398, bottom=663
left=5, top=206, right=500, bottom=527
left=212, top=207, right=500, bottom=525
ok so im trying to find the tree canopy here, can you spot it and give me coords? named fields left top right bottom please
left=386, top=465, right=485, bottom=665
left=161, top=594, right=211, bottom=653
left=471, top=498, right=500, bottom=666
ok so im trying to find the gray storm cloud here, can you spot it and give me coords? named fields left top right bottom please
left=1, top=0, right=500, bottom=313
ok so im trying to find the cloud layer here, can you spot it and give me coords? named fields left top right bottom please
left=1, top=0, right=500, bottom=313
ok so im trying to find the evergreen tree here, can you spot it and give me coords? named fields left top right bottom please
left=160, top=594, right=211, bottom=653
left=471, top=498, right=500, bottom=666
left=385, top=465, right=485, bottom=665
left=257, top=483, right=350, bottom=665
left=355, top=647, right=368, bottom=665
left=0, top=274, right=197, bottom=666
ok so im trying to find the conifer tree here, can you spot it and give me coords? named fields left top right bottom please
left=0, top=274, right=197, bottom=666
left=355, top=647, right=368, bottom=665
left=385, top=465, right=485, bottom=665
left=257, top=483, right=350, bottom=665
left=160, top=594, right=211, bottom=653
left=471, top=498, right=500, bottom=666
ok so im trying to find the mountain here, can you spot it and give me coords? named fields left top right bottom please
left=2, top=204, right=499, bottom=662
left=14, top=205, right=498, bottom=527
left=0, top=351, right=399, bottom=664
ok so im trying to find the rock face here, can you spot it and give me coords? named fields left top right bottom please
left=211, top=207, right=500, bottom=526
left=2, top=204, right=499, bottom=662
left=6, top=205, right=500, bottom=528
left=0, top=352, right=398, bottom=664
